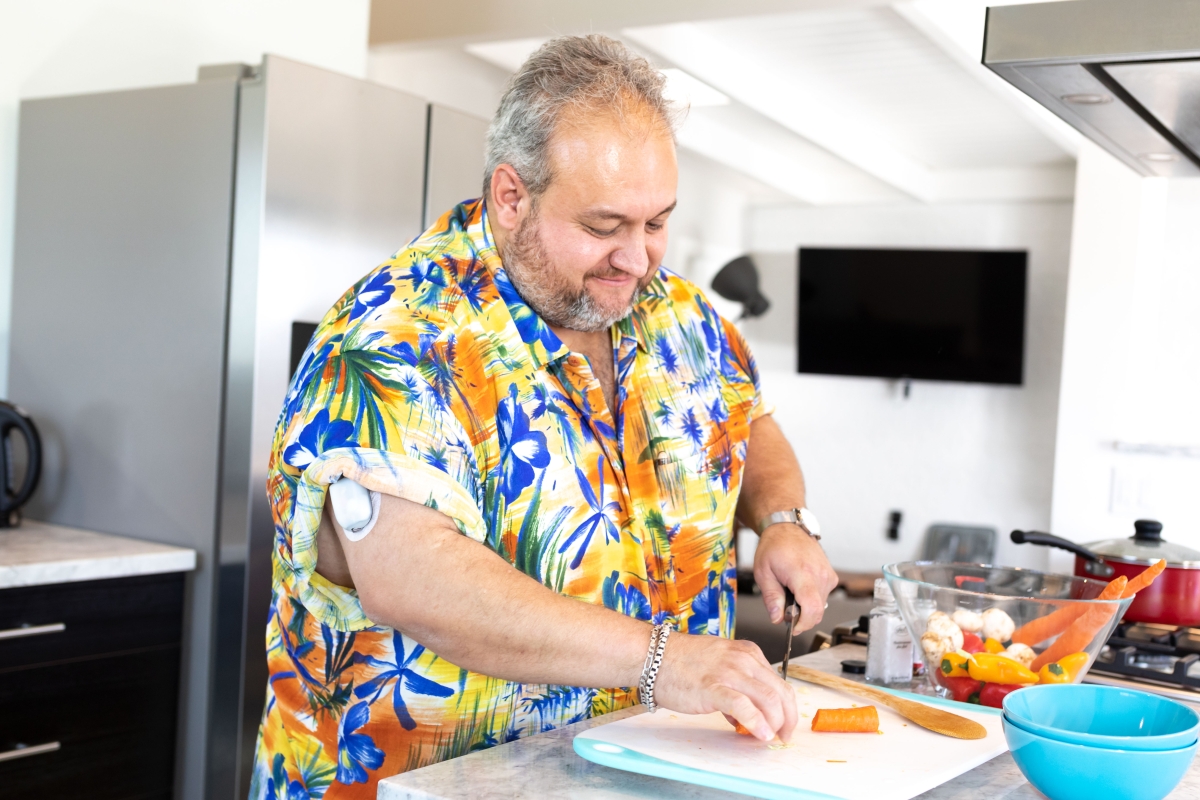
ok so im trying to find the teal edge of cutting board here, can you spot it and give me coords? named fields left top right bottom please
left=573, top=685, right=1003, bottom=799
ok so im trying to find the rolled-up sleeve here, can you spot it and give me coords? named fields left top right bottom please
left=272, top=343, right=484, bottom=631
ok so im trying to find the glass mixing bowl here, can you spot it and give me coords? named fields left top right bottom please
left=883, top=562, right=1135, bottom=701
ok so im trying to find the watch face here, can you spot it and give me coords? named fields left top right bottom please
left=798, top=507, right=821, bottom=537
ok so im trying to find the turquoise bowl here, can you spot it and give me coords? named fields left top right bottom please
left=1003, top=715, right=1197, bottom=800
left=1004, top=684, right=1200, bottom=751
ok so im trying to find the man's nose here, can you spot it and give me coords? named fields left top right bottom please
left=610, top=229, right=651, bottom=278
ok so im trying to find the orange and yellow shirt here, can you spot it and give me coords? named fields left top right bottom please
left=250, top=199, right=766, bottom=799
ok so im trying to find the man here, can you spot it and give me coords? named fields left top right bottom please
left=251, top=35, right=837, bottom=799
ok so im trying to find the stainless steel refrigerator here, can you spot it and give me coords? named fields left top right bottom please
left=9, top=55, right=487, bottom=800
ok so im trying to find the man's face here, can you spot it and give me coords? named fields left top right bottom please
left=501, top=108, right=678, bottom=332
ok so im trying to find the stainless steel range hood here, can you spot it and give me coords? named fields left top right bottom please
left=984, top=0, right=1200, bottom=178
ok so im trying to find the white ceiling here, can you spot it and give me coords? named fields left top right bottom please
left=695, top=7, right=1066, bottom=170
left=462, top=1, right=1077, bottom=206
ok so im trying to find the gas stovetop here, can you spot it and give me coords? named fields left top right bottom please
left=1088, top=622, right=1200, bottom=698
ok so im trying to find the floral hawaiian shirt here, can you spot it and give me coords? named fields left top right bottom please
left=250, top=199, right=767, bottom=799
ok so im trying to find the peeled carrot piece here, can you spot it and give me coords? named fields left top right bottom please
left=1012, top=574, right=1127, bottom=647
left=1031, top=576, right=1127, bottom=672
left=732, top=721, right=753, bottom=736
left=811, top=706, right=880, bottom=733
left=1122, top=559, right=1167, bottom=597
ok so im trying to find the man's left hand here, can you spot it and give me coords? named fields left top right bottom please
left=753, top=524, right=839, bottom=633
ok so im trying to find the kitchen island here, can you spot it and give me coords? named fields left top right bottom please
left=378, top=643, right=1200, bottom=800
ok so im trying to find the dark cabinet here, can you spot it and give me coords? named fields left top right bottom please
left=0, top=572, right=185, bottom=799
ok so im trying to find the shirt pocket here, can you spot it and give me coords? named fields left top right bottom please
left=650, top=430, right=731, bottom=523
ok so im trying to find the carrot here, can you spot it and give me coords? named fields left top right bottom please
left=732, top=721, right=753, bottom=736
left=1122, top=559, right=1167, bottom=597
left=1012, top=574, right=1128, bottom=647
left=811, top=706, right=880, bottom=733
left=1031, top=575, right=1128, bottom=672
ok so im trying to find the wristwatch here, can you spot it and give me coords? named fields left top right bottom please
left=757, top=507, right=822, bottom=540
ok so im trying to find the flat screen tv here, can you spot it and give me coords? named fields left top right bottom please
left=797, top=247, right=1027, bottom=385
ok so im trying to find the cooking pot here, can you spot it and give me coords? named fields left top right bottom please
left=1011, top=520, right=1200, bottom=627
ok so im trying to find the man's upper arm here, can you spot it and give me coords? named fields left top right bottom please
left=274, top=337, right=486, bottom=631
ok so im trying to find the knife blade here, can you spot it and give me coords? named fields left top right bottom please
left=780, top=586, right=798, bottom=678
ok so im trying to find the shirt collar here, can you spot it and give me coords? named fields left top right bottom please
left=467, top=200, right=569, bottom=370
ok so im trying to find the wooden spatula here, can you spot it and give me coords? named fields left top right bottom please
left=786, top=663, right=987, bottom=740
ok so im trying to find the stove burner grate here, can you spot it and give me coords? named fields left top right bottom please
left=1089, top=623, right=1200, bottom=690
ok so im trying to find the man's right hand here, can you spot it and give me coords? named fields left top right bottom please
left=653, top=633, right=798, bottom=742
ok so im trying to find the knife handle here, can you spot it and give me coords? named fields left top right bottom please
left=783, top=586, right=797, bottom=624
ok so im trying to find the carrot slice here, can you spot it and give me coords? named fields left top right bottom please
left=1031, top=575, right=1128, bottom=672
left=1122, top=559, right=1167, bottom=597
left=811, top=706, right=880, bottom=733
left=1012, top=574, right=1127, bottom=647
left=732, top=721, right=753, bottom=736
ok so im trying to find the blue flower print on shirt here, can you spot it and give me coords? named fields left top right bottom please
left=353, top=631, right=456, bottom=731
left=335, top=702, right=385, bottom=785
left=350, top=270, right=395, bottom=321
left=496, top=383, right=551, bottom=504
left=601, top=570, right=652, bottom=620
left=283, top=409, right=356, bottom=471
left=688, top=571, right=721, bottom=635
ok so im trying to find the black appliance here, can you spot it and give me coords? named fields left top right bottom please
left=797, top=247, right=1028, bottom=385
left=712, top=255, right=770, bottom=320
left=0, top=401, right=41, bottom=527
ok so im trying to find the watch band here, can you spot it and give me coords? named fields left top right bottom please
left=757, top=508, right=821, bottom=540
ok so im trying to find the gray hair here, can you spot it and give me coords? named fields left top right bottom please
left=483, top=35, right=680, bottom=199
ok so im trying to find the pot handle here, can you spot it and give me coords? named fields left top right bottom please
left=1010, top=530, right=1115, bottom=578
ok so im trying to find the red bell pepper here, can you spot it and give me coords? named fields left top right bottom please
left=979, top=682, right=1024, bottom=709
left=937, top=674, right=983, bottom=704
left=960, top=632, right=985, bottom=654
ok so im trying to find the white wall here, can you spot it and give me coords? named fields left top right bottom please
left=1049, top=142, right=1200, bottom=572
left=369, top=44, right=509, bottom=123
left=0, top=0, right=371, bottom=397
left=744, top=200, right=1074, bottom=573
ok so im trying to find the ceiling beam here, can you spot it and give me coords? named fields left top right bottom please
left=624, top=22, right=939, bottom=201
left=368, top=0, right=883, bottom=47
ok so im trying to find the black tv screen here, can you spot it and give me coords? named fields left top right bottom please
left=797, top=247, right=1027, bottom=385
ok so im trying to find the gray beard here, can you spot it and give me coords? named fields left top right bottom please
left=500, top=213, right=640, bottom=333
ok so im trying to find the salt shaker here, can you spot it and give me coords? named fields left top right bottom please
left=866, top=578, right=913, bottom=685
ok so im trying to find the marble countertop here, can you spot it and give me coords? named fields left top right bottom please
left=0, top=519, right=196, bottom=588
left=378, top=644, right=1200, bottom=800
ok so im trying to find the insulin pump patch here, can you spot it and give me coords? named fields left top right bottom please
left=328, top=475, right=381, bottom=542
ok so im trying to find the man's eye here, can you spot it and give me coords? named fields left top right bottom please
left=647, top=222, right=664, bottom=232
left=588, top=226, right=618, bottom=237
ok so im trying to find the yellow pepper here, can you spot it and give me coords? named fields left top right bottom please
left=1056, top=652, right=1091, bottom=682
left=968, top=652, right=1039, bottom=685
left=984, top=638, right=1006, bottom=654
left=1038, top=652, right=1089, bottom=684
left=940, top=651, right=971, bottom=678
left=1038, top=662, right=1071, bottom=684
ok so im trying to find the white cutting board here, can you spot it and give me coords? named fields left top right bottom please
left=575, top=682, right=1007, bottom=800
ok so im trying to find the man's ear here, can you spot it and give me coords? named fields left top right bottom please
left=488, top=164, right=530, bottom=234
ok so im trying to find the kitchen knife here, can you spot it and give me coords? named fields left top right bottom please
left=780, top=587, right=798, bottom=678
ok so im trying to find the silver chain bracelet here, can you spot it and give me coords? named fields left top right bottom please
left=638, top=623, right=672, bottom=713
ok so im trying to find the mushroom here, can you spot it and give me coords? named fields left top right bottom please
left=981, top=608, right=1016, bottom=643
left=951, top=609, right=984, bottom=634
left=920, top=630, right=957, bottom=667
left=925, top=611, right=965, bottom=651
left=1001, top=643, right=1036, bottom=669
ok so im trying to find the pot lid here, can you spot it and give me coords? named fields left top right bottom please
left=1086, top=520, right=1200, bottom=568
